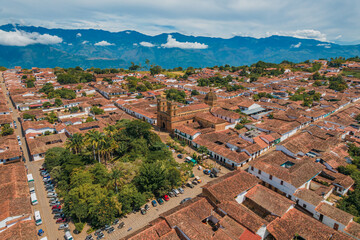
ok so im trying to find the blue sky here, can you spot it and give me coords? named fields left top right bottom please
left=0, top=0, right=359, bottom=43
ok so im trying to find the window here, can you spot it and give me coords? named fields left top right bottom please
left=269, top=175, right=273, bottom=180
left=251, top=166, right=254, bottom=171
left=280, top=180, right=284, bottom=185
left=303, top=204, right=307, bottom=208
left=258, top=170, right=261, bottom=175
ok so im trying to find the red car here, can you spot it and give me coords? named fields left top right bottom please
left=163, top=195, right=170, bottom=201
left=56, top=218, right=67, bottom=223
left=52, top=205, right=61, bottom=210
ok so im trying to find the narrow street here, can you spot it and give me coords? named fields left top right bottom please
left=0, top=73, right=67, bottom=240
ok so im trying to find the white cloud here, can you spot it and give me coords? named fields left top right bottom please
left=275, top=29, right=328, bottom=42
left=76, top=33, right=81, bottom=37
left=317, top=43, right=331, bottom=48
left=161, top=35, right=208, bottom=49
left=82, top=40, right=89, bottom=44
left=94, top=40, right=114, bottom=46
left=290, top=42, right=301, bottom=48
left=139, top=41, right=155, bottom=47
left=0, top=29, right=62, bottom=46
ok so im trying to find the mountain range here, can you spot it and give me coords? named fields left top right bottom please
left=1, top=24, right=360, bottom=69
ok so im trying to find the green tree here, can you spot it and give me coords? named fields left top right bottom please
left=110, top=168, right=122, bottom=194
left=54, top=98, right=63, bottom=106
left=125, top=120, right=151, bottom=139
left=198, top=146, right=208, bottom=154
left=26, top=80, right=35, bottom=88
left=45, top=111, right=58, bottom=123
left=1, top=124, right=14, bottom=136
left=90, top=106, right=105, bottom=115
left=356, top=114, right=360, bottom=122
left=43, top=102, right=52, bottom=108
left=135, top=161, right=169, bottom=196
left=165, top=89, right=186, bottom=103
left=44, top=147, right=69, bottom=172
left=85, top=130, right=105, bottom=162
left=191, top=90, right=200, bottom=96
left=150, top=65, right=162, bottom=75
left=65, top=133, right=84, bottom=154
left=23, top=113, right=35, bottom=120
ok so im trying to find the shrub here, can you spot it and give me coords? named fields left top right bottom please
left=75, top=222, right=85, bottom=233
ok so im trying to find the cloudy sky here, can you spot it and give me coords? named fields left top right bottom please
left=0, top=0, right=359, bottom=43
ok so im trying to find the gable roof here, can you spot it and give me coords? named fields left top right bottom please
left=202, top=170, right=259, bottom=203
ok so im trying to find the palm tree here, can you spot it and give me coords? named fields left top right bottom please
left=85, top=130, right=104, bottom=163
left=65, top=133, right=84, bottom=154
left=110, top=168, right=122, bottom=194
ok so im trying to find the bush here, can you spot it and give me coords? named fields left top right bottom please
left=75, top=222, right=85, bottom=233
left=86, top=227, right=95, bottom=234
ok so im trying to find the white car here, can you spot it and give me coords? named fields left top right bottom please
left=47, top=193, right=57, bottom=198
left=16, top=136, right=22, bottom=145
left=58, top=223, right=69, bottom=230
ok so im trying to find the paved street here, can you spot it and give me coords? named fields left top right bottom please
left=0, top=74, right=67, bottom=240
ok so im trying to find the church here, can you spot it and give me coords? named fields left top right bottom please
left=157, top=90, right=235, bottom=133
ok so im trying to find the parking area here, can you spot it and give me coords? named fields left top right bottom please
left=74, top=160, right=230, bottom=240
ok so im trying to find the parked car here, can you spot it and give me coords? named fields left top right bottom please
left=151, top=200, right=157, bottom=207
left=45, top=184, right=54, bottom=188
left=112, top=218, right=119, bottom=225
left=56, top=218, right=67, bottom=223
left=43, top=178, right=51, bottom=183
left=49, top=197, right=59, bottom=202
left=53, top=213, right=65, bottom=219
left=118, top=222, right=125, bottom=229
left=14, top=122, right=17, bottom=129
left=58, top=223, right=69, bottom=230
left=39, top=167, right=46, bottom=171
left=50, top=201, right=61, bottom=206
left=107, top=227, right=115, bottom=234
left=157, top=198, right=164, bottom=205
left=140, top=208, right=146, bottom=215
left=177, top=154, right=183, bottom=159
left=47, top=189, right=56, bottom=193
left=178, top=188, right=184, bottom=194
left=103, top=225, right=111, bottom=231
left=47, top=193, right=57, bottom=198
left=52, top=209, right=63, bottom=214
left=186, top=182, right=194, bottom=188
left=163, top=195, right=170, bottom=201
left=144, top=204, right=150, bottom=211
left=168, top=191, right=175, bottom=197
left=180, top=198, right=192, bottom=204
left=94, top=229, right=103, bottom=236
left=203, top=169, right=211, bottom=175
left=172, top=189, right=180, bottom=196
left=52, top=205, right=61, bottom=210
left=17, top=136, right=22, bottom=145
left=191, top=180, right=198, bottom=185
left=195, top=176, right=202, bottom=183
left=86, top=235, right=93, bottom=240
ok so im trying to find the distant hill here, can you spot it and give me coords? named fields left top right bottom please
left=1, top=24, right=360, bottom=69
